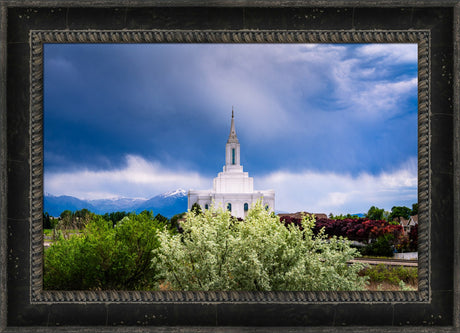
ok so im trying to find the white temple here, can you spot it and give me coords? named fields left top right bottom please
left=188, top=110, right=275, bottom=218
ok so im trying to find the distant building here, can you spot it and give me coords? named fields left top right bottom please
left=400, top=215, right=418, bottom=233
left=188, top=110, right=275, bottom=219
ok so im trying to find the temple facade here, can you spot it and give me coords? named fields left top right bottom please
left=188, top=110, right=275, bottom=219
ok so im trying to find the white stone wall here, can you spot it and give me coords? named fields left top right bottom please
left=213, top=170, right=254, bottom=193
left=188, top=189, right=275, bottom=219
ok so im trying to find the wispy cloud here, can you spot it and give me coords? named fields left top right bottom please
left=257, top=158, right=417, bottom=215
left=356, top=44, right=418, bottom=63
left=45, top=155, right=210, bottom=200
left=191, top=43, right=417, bottom=138
left=346, top=77, right=418, bottom=120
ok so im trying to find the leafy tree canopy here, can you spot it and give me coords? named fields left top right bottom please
left=44, top=211, right=172, bottom=290
left=102, top=211, right=128, bottom=226
left=365, top=206, right=387, bottom=221
left=389, top=206, right=412, bottom=221
left=190, top=202, right=203, bottom=215
left=329, top=213, right=359, bottom=220
left=154, top=213, right=169, bottom=224
left=411, top=203, right=418, bottom=216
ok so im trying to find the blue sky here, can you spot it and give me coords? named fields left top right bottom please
left=44, top=43, right=418, bottom=214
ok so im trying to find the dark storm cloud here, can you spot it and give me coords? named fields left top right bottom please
left=44, top=43, right=418, bottom=212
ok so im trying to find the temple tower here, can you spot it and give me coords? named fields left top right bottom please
left=188, top=109, right=275, bottom=218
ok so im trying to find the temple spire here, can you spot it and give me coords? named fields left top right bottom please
left=225, top=108, right=241, bottom=168
left=227, top=107, right=238, bottom=143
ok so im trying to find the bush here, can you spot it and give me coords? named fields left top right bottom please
left=44, top=211, right=169, bottom=290
left=313, top=217, right=404, bottom=244
left=360, top=234, right=395, bottom=257
left=360, top=264, right=417, bottom=286
left=153, top=202, right=368, bottom=291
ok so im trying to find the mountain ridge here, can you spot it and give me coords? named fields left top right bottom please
left=44, top=189, right=188, bottom=218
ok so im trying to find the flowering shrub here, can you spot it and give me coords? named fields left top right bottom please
left=153, top=202, right=368, bottom=291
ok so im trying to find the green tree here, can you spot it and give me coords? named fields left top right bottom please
left=361, top=234, right=395, bottom=257
left=59, top=209, right=73, bottom=220
left=43, top=212, right=51, bottom=229
left=190, top=202, right=203, bottom=215
left=153, top=202, right=368, bottom=291
left=366, top=206, right=386, bottom=221
left=44, top=212, right=169, bottom=290
left=154, top=213, right=168, bottom=225
left=389, top=206, right=412, bottom=222
left=74, top=208, right=93, bottom=228
left=330, top=213, right=359, bottom=220
left=103, top=211, right=128, bottom=226
left=57, top=210, right=75, bottom=236
left=75, top=208, right=91, bottom=220
left=411, top=203, right=418, bottom=216
left=56, top=209, right=95, bottom=234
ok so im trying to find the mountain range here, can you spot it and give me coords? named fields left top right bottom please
left=44, top=189, right=188, bottom=218
left=44, top=189, right=364, bottom=219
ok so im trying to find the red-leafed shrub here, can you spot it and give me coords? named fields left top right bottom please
left=279, top=215, right=407, bottom=252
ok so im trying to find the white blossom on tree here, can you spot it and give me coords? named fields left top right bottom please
left=153, top=201, right=368, bottom=291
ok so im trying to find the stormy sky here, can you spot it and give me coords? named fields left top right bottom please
left=44, top=43, right=418, bottom=214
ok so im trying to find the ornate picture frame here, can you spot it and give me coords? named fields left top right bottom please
left=1, top=1, right=458, bottom=331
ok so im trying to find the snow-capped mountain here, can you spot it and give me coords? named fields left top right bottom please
left=135, top=189, right=187, bottom=218
left=158, top=188, right=187, bottom=198
left=44, top=189, right=188, bottom=218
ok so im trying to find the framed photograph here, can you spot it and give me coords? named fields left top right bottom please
left=1, top=1, right=458, bottom=331
left=42, top=41, right=418, bottom=293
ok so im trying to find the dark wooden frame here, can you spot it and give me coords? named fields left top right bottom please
left=1, top=1, right=459, bottom=331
